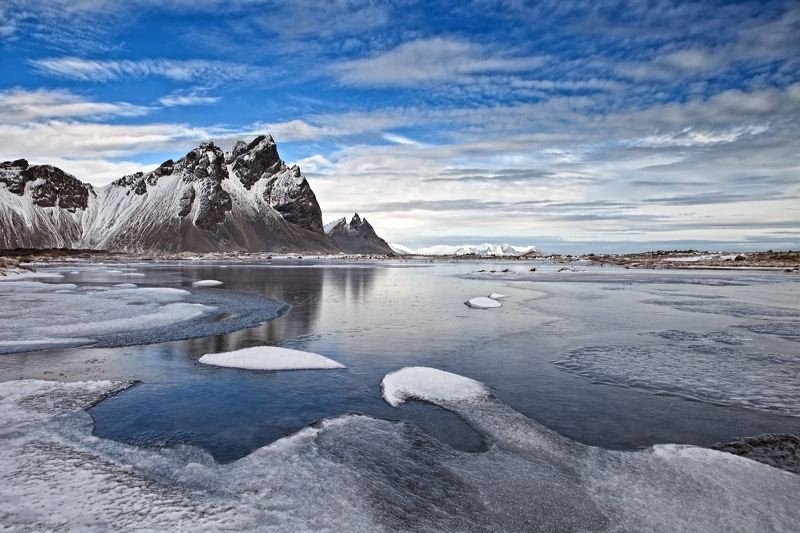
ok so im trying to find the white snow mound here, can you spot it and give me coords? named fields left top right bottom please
left=465, top=297, right=502, bottom=309
left=199, top=346, right=345, bottom=371
left=488, top=293, right=507, bottom=299
left=192, top=279, right=224, bottom=287
left=381, top=367, right=490, bottom=407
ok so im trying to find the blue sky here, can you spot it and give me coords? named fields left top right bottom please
left=1, top=0, right=798, bottom=252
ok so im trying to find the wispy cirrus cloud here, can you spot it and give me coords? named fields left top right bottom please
left=30, top=57, right=268, bottom=84
left=0, top=88, right=150, bottom=121
left=332, top=38, right=547, bottom=86
left=157, top=90, right=221, bottom=107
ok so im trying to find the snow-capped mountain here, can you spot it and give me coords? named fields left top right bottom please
left=389, top=243, right=539, bottom=256
left=324, top=213, right=394, bottom=254
left=0, top=136, right=389, bottom=254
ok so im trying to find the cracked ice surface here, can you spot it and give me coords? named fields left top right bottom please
left=0, top=281, right=287, bottom=354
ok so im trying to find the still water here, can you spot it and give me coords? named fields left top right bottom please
left=2, top=260, right=799, bottom=462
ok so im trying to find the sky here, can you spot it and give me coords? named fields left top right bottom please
left=0, top=0, right=798, bottom=253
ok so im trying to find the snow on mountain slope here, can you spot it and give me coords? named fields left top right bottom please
left=0, top=137, right=364, bottom=253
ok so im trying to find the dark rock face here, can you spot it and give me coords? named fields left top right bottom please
left=713, top=434, right=800, bottom=474
left=174, top=142, right=232, bottom=230
left=227, top=136, right=324, bottom=234
left=1, top=161, right=92, bottom=210
left=228, top=134, right=283, bottom=190
left=325, top=213, right=394, bottom=254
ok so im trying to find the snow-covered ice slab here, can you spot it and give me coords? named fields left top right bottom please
left=488, top=292, right=507, bottom=299
left=382, top=367, right=490, bottom=407
left=465, top=297, right=502, bottom=309
left=199, top=346, right=345, bottom=371
left=192, top=279, right=224, bottom=287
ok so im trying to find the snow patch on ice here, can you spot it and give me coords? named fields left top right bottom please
left=199, top=346, right=345, bottom=371
left=382, top=367, right=490, bottom=407
left=465, top=297, right=502, bottom=309
left=192, top=279, right=224, bottom=287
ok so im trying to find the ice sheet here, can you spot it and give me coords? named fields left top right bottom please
left=2, top=376, right=798, bottom=531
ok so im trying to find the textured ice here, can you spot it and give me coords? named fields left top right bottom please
left=737, top=322, right=800, bottom=342
left=1, top=378, right=798, bottom=531
left=488, top=292, right=507, bottom=299
left=382, top=367, right=490, bottom=407
left=0, top=282, right=287, bottom=354
left=199, top=346, right=345, bottom=371
left=649, top=329, right=747, bottom=345
left=465, top=297, right=502, bottom=309
left=192, top=279, right=224, bottom=287
left=554, top=344, right=800, bottom=416
left=644, top=298, right=800, bottom=319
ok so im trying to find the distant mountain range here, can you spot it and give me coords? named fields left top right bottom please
left=0, top=135, right=393, bottom=254
left=389, top=243, right=539, bottom=256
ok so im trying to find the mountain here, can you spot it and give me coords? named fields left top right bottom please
left=0, top=136, right=390, bottom=254
left=389, top=243, right=539, bottom=256
left=324, top=213, right=394, bottom=254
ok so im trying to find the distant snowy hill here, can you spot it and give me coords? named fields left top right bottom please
left=390, top=243, right=539, bottom=256
left=0, top=136, right=391, bottom=254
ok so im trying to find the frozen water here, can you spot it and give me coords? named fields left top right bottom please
left=643, top=298, right=800, bottom=319
left=648, top=329, right=747, bottom=345
left=199, top=346, right=345, bottom=371
left=488, top=292, right=507, bottom=299
left=737, top=322, right=800, bottom=342
left=465, top=297, right=502, bottom=309
left=1, top=377, right=797, bottom=532
left=554, top=344, right=800, bottom=416
left=192, top=279, right=224, bottom=287
left=112, top=283, right=138, bottom=289
left=382, top=367, right=490, bottom=407
left=0, top=281, right=287, bottom=354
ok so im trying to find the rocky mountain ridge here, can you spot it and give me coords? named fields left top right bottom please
left=0, top=136, right=389, bottom=254
left=324, top=213, right=393, bottom=254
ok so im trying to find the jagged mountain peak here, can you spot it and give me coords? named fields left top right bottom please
left=0, top=159, right=93, bottom=211
left=325, top=212, right=393, bottom=254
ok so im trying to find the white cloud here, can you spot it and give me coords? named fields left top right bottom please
left=0, top=120, right=216, bottom=160
left=31, top=57, right=267, bottom=83
left=0, top=88, right=150, bottom=121
left=333, top=38, right=546, bottom=86
left=157, top=91, right=221, bottom=107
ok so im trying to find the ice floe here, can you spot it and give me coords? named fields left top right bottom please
left=488, top=292, right=507, bottom=299
left=381, top=367, right=490, bottom=407
left=465, top=296, right=502, bottom=309
left=192, top=279, right=224, bottom=287
left=199, top=346, right=345, bottom=371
